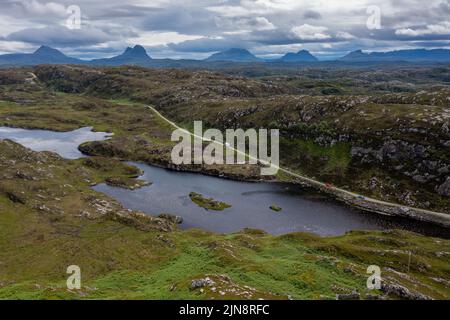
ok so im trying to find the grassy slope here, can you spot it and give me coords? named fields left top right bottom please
left=1, top=191, right=449, bottom=300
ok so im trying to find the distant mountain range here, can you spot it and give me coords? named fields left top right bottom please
left=340, top=49, right=450, bottom=62
left=1, top=45, right=450, bottom=67
left=204, top=48, right=319, bottom=63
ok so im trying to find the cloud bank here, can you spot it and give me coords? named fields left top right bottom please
left=0, top=0, right=449, bottom=60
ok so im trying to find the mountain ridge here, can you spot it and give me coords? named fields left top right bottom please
left=340, top=48, right=450, bottom=62
left=205, top=48, right=261, bottom=62
left=0, top=45, right=81, bottom=65
left=1, top=45, right=450, bottom=67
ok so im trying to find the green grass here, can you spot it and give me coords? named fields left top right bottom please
left=189, top=192, right=232, bottom=211
left=270, top=205, right=282, bottom=212
left=280, top=138, right=351, bottom=179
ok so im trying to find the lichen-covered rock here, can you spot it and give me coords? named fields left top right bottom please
left=191, top=277, right=215, bottom=289
left=158, top=213, right=183, bottom=224
left=381, top=283, right=432, bottom=300
left=336, top=291, right=360, bottom=300
left=437, top=177, right=450, bottom=197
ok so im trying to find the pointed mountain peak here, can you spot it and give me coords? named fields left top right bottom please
left=121, top=45, right=151, bottom=59
left=348, top=49, right=366, bottom=56
left=90, top=45, right=152, bottom=65
left=123, top=47, right=133, bottom=54
left=33, top=45, right=66, bottom=57
left=131, top=45, right=147, bottom=54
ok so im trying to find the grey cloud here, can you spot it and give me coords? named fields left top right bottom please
left=167, top=37, right=255, bottom=53
left=439, top=0, right=450, bottom=13
left=6, top=26, right=118, bottom=47
left=303, top=10, right=322, bottom=20
left=138, top=7, right=220, bottom=36
left=1, top=0, right=450, bottom=59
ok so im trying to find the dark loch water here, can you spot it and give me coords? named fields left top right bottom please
left=93, top=162, right=449, bottom=237
left=1, top=126, right=448, bottom=237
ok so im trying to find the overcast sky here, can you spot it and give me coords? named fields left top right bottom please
left=0, top=0, right=449, bottom=60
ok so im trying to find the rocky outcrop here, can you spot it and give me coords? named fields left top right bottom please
left=79, top=140, right=131, bottom=158
left=381, top=283, right=432, bottom=300
left=105, top=177, right=150, bottom=190
left=351, top=139, right=449, bottom=192
left=437, top=177, right=450, bottom=197
left=191, top=277, right=215, bottom=289
left=34, top=65, right=105, bottom=93
left=350, top=139, right=430, bottom=164
left=105, top=210, right=176, bottom=232
left=336, top=292, right=360, bottom=300
left=158, top=214, right=183, bottom=224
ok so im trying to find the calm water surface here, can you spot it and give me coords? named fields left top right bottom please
left=0, top=126, right=111, bottom=159
left=94, top=162, right=448, bottom=236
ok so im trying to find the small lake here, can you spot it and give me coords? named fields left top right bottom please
left=1, top=126, right=447, bottom=237
left=0, top=126, right=111, bottom=159
left=93, top=162, right=447, bottom=236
